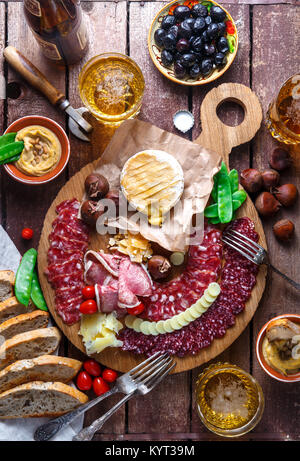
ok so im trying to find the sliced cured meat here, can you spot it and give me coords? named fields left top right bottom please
left=47, top=248, right=83, bottom=265
left=45, top=256, right=83, bottom=282
left=118, top=258, right=152, bottom=309
left=84, top=250, right=121, bottom=277
left=95, top=282, right=119, bottom=313
left=52, top=220, right=89, bottom=242
left=55, top=198, right=80, bottom=215
left=55, top=285, right=83, bottom=303
left=84, top=252, right=117, bottom=286
left=49, top=270, right=84, bottom=290
left=49, top=234, right=88, bottom=252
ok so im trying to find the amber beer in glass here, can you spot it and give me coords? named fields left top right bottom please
left=266, top=74, right=300, bottom=145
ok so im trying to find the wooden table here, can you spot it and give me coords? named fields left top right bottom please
left=0, top=0, right=299, bottom=442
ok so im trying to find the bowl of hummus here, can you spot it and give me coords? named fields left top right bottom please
left=3, top=115, right=70, bottom=185
left=256, top=314, right=300, bottom=383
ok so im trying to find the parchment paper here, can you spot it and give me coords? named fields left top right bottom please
left=91, top=119, right=221, bottom=252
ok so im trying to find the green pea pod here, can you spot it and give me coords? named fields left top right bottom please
left=228, top=169, right=239, bottom=194
left=15, top=248, right=37, bottom=306
left=209, top=216, right=221, bottom=224
left=0, top=141, right=24, bottom=163
left=227, top=35, right=235, bottom=53
left=211, top=176, right=218, bottom=202
left=204, top=203, right=218, bottom=218
left=0, top=154, right=21, bottom=165
left=217, top=171, right=233, bottom=223
left=31, top=269, right=48, bottom=311
left=0, top=132, right=17, bottom=147
left=233, top=199, right=243, bottom=211
left=232, top=190, right=247, bottom=204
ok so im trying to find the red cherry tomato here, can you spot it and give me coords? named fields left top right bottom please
left=82, top=285, right=96, bottom=300
left=21, top=228, right=34, bottom=240
left=79, top=299, right=98, bottom=315
left=226, top=20, right=235, bottom=34
left=93, top=376, right=110, bottom=396
left=83, top=359, right=101, bottom=377
left=127, top=302, right=145, bottom=316
left=102, top=368, right=118, bottom=383
left=76, top=371, right=92, bottom=391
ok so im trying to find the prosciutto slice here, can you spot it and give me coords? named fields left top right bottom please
left=118, top=258, right=152, bottom=309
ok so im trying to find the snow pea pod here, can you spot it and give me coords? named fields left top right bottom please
left=31, top=269, right=48, bottom=311
left=0, top=141, right=24, bottom=164
left=0, top=132, right=17, bottom=147
left=204, top=203, right=218, bottom=218
left=217, top=170, right=233, bottom=223
left=229, top=169, right=239, bottom=194
left=1, top=154, right=21, bottom=165
left=15, top=248, right=37, bottom=306
left=232, top=190, right=247, bottom=204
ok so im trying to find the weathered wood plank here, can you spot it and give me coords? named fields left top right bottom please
left=0, top=2, right=6, bottom=223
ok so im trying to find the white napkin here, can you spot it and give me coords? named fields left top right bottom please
left=0, top=225, right=84, bottom=441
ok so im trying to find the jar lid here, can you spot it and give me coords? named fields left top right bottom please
left=173, top=110, right=194, bottom=133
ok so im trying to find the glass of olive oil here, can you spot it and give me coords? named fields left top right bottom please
left=266, top=74, right=300, bottom=145
left=195, top=363, right=264, bottom=437
left=79, top=53, right=145, bottom=125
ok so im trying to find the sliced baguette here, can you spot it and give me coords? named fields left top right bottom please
left=0, top=355, right=82, bottom=393
left=0, top=381, right=88, bottom=418
left=0, top=327, right=61, bottom=371
left=0, top=271, right=15, bottom=303
left=0, top=310, right=49, bottom=341
left=0, top=296, right=35, bottom=325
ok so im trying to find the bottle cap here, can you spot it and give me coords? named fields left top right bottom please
left=173, top=110, right=194, bottom=133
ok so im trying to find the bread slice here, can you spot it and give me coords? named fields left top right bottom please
left=0, top=310, right=49, bottom=341
left=0, top=296, right=36, bottom=325
left=0, top=327, right=61, bottom=371
left=0, top=271, right=15, bottom=303
left=0, top=355, right=82, bottom=393
left=0, top=381, right=88, bottom=418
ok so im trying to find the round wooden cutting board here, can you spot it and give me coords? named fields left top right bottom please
left=38, top=83, right=267, bottom=374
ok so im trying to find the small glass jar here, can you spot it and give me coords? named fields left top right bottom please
left=195, top=362, right=264, bottom=437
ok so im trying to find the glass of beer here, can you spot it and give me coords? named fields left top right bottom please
left=266, top=74, right=300, bottom=145
left=195, top=362, right=264, bottom=437
left=79, top=53, right=145, bottom=126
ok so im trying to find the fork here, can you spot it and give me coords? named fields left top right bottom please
left=34, top=352, right=175, bottom=441
left=222, top=229, right=300, bottom=291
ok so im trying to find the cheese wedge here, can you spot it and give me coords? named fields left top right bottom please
left=79, top=312, right=123, bottom=355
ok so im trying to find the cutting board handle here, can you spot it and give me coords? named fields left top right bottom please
left=194, top=83, right=263, bottom=165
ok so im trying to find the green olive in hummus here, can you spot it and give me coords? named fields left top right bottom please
left=262, top=318, right=300, bottom=376
left=15, top=125, right=61, bottom=176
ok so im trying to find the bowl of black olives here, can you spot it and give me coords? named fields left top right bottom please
left=148, top=0, right=238, bottom=85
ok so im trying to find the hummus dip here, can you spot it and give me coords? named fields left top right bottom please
left=15, top=125, right=61, bottom=176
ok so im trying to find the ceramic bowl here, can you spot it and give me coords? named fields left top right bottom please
left=256, top=314, right=300, bottom=383
left=148, top=0, right=238, bottom=86
left=4, top=115, right=70, bottom=185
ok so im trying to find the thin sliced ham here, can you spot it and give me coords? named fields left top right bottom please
left=95, top=282, right=119, bottom=313
left=84, top=250, right=121, bottom=277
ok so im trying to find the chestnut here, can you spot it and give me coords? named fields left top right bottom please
left=105, top=189, right=120, bottom=212
left=254, top=191, right=281, bottom=217
left=240, top=168, right=263, bottom=194
left=81, top=200, right=105, bottom=227
left=261, top=169, right=280, bottom=190
left=273, top=219, right=295, bottom=241
left=269, top=148, right=292, bottom=171
left=272, top=184, right=298, bottom=207
left=148, top=255, right=172, bottom=281
left=84, top=173, right=109, bottom=200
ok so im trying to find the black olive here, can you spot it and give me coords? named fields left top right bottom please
left=210, top=5, right=226, bottom=23
left=174, top=60, right=186, bottom=79
left=161, top=49, right=174, bottom=67
left=185, top=18, right=195, bottom=28
left=205, top=16, right=212, bottom=26
left=189, top=62, right=201, bottom=78
left=161, top=14, right=176, bottom=30
left=154, top=28, right=166, bottom=47
left=193, top=51, right=203, bottom=62
left=217, top=22, right=226, bottom=36
left=217, top=36, right=229, bottom=53
left=206, top=23, right=219, bottom=39
left=193, top=17, right=206, bottom=35
left=191, top=36, right=203, bottom=52
left=215, top=52, right=227, bottom=67
left=173, top=5, right=191, bottom=21
left=169, top=24, right=179, bottom=39
left=201, top=30, right=210, bottom=43
left=176, top=37, right=190, bottom=53
left=191, top=4, right=208, bottom=18
left=178, top=19, right=193, bottom=39
left=162, top=32, right=177, bottom=50
left=181, top=52, right=196, bottom=68
left=204, top=43, right=215, bottom=56
left=200, top=58, right=213, bottom=76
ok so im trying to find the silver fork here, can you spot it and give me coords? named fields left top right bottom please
left=34, top=352, right=175, bottom=441
left=222, top=229, right=300, bottom=291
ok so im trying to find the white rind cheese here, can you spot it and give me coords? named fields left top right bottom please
left=124, top=282, right=221, bottom=335
left=79, top=312, right=123, bottom=355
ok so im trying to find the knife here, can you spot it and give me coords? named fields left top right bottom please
left=3, top=46, right=93, bottom=142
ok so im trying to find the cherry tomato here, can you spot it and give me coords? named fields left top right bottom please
left=83, top=359, right=101, bottom=377
left=82, top=285, right=96, bottom=300
left=102, top=368, right=118, bottom=383
left=168, top=3, right=179, bottom=15
left=226, top=20, right=235, bottom=34
left=21, top=228, right=34, bottom=240
left=76, top=371, right=92, bottom=391
left=93, top=376, right=110, bottom=396
left=127, top=302, right=145, bottom=316
left=79, top=299, right=98, bottom=315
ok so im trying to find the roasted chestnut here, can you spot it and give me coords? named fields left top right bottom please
left=84, top=173, right=109, bottom=200
left=254, top=192, right=281, bottom=217
left=105, top=189, right=120, bottom=213
left=240, top=168, right=263, bottom=194
left=261, top=169, right=280, bottom=190
left=273, top=219, right=295, bottom=241
left=81, top=200, right=105, bottom=227
left=269, top=148, right=292, bottom=171
left=148, top=255, right=172, bottom=281
left=272, top=184, right=298, bottom=207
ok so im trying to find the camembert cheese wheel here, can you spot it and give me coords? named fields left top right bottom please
left=120, top=150, right=184, bottom=225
